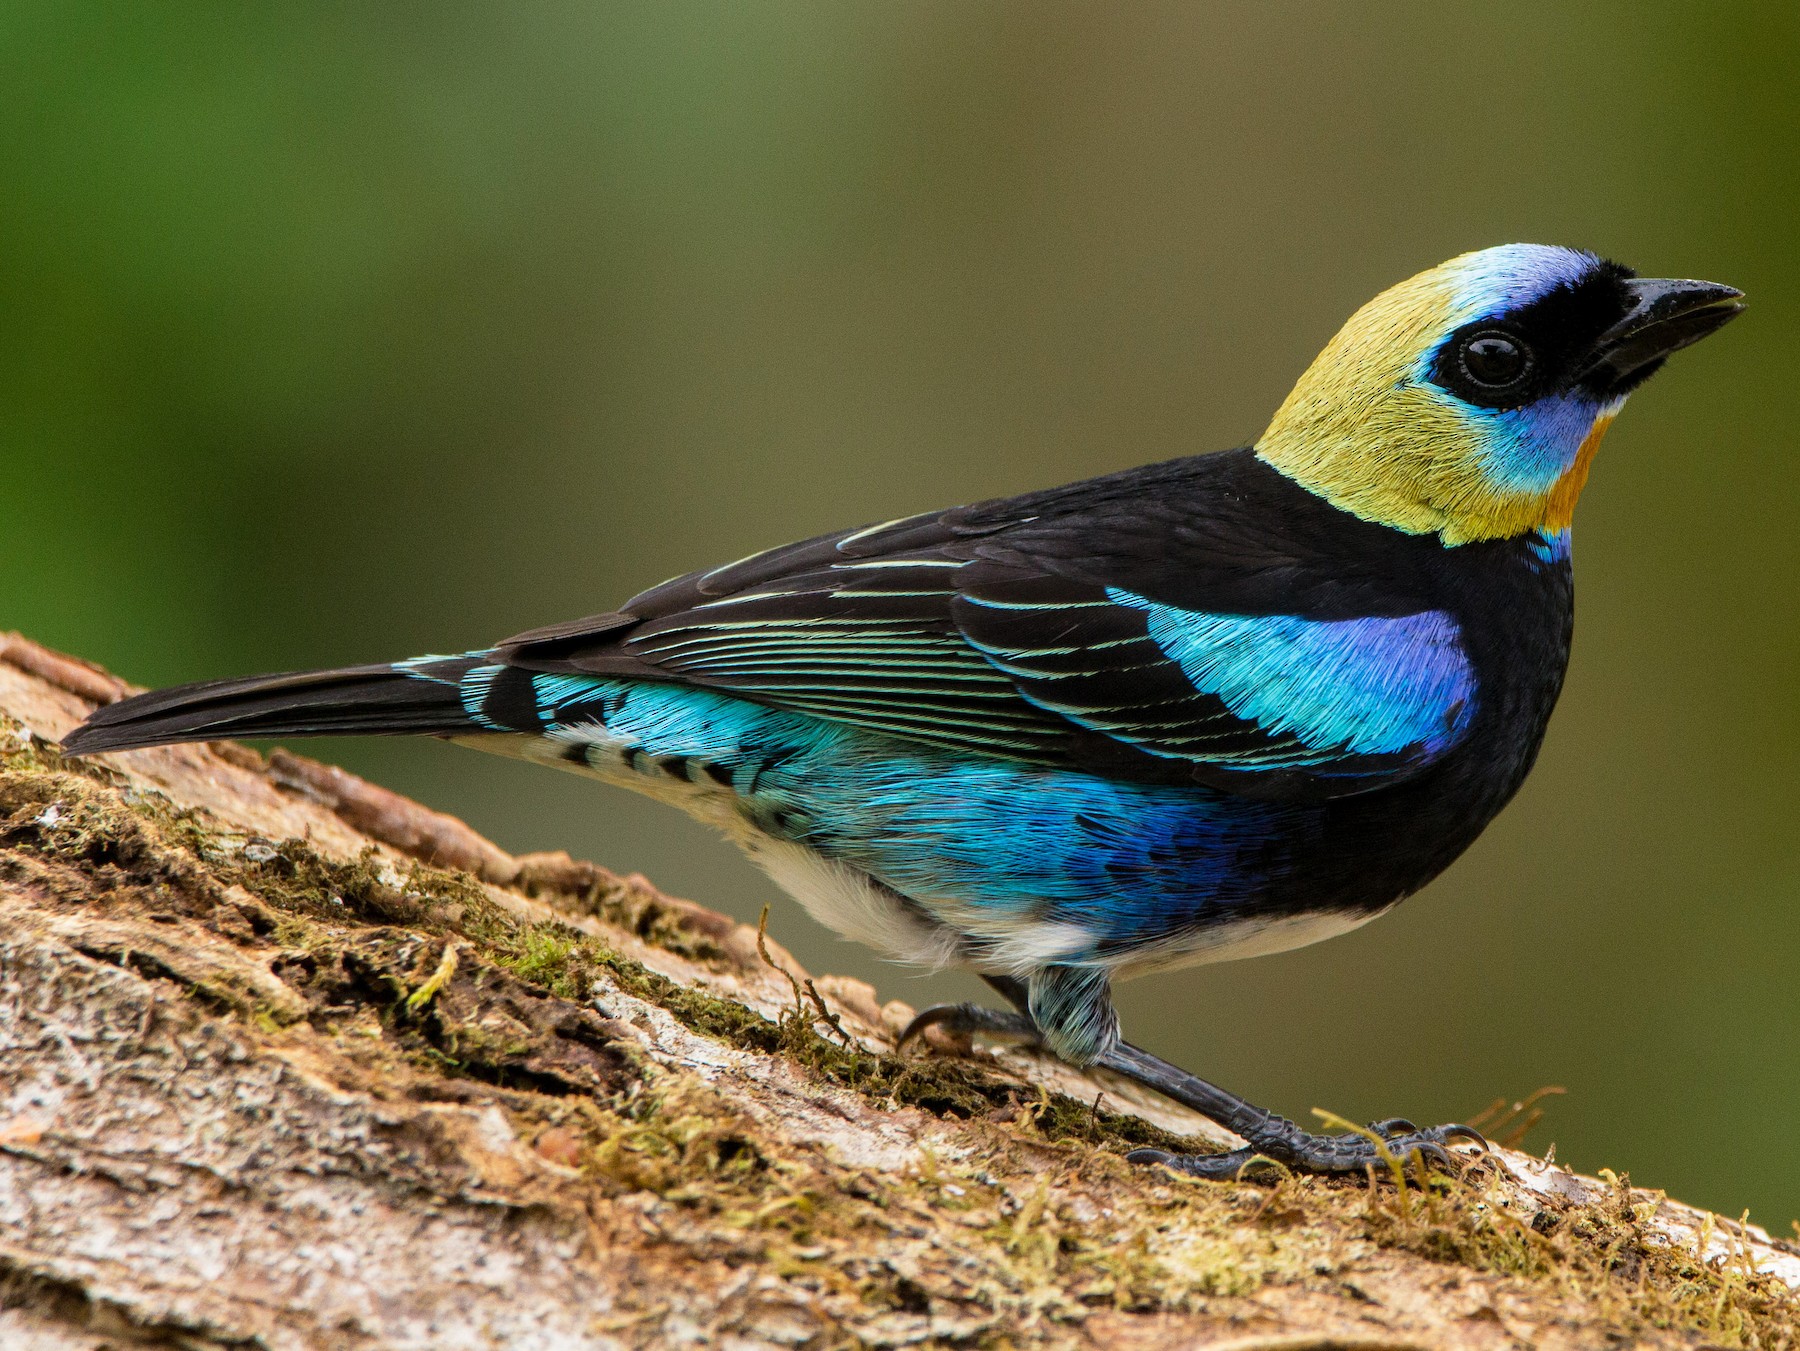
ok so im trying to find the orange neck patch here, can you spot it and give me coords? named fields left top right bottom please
left=1540, top=411, right=1615, bottom=535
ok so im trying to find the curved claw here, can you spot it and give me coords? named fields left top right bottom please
left=1436, top=1123, right=1489, bottom=1148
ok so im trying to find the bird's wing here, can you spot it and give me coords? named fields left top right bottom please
left=498, top=451, right=1478, bottom=799
left=498, top=508, right=1076, bottom=762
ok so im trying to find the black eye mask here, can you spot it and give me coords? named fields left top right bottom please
left=1429, top=259, right=1639, bottom=411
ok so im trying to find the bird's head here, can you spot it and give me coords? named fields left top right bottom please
left=1256, top=244, right=1742, bottom=546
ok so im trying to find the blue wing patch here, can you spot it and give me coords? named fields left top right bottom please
left=1107, top=590, right=1476, bottom=768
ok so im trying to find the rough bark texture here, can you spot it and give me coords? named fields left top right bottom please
left=1, top=632, right=1796, bottom=1351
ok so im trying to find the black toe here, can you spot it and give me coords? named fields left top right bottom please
left=1127, top=1119, right=1484, bottom=1182
left=1368, top=1117, right=1419, bottom=1137
left=897, top=1001, right=1040, bottom=1050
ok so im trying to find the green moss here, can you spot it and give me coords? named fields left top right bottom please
left=522, top=869, right=728, bottom=964
left=1350, top=1155, right=1800, bottom=1344
left=0, top=730, right=1258, bottom=1161
left=6, top=713, right=1798, bottom=1347
left=498, top=927, right=588, bottom=999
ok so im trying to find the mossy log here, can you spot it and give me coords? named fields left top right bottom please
left=1, top=632, right=1796, bottom=1351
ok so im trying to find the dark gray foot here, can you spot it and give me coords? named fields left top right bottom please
left=898, top=1001, right=1041, bottom=1048
left=1124, top=1118, right=1485, bottom=1179
left=1102, top=1043, right=1484, bottom=1179
left=900, top=999, right=1484, bottom=1181
left=900, top=967, right=1115, bottom=1064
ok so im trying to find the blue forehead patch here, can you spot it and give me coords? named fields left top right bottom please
left=1447, top=244, right=1601, bottom=318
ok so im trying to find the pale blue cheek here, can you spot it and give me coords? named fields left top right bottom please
left=1462, top=393, right=1605, bottom=497
left=1409, top=339, right=1609, bottom=499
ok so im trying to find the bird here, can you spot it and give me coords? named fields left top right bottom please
left=62, top=244, right=1742, bottom=1177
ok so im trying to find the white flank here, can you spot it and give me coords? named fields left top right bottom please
left=1106, top=906, right=1392, bottom=980
left=744, top=838, right=962, bottom=969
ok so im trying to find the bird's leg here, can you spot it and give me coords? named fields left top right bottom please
left=899, top=968, right=1118, bottom=1060
left=900, top=967, right=1484, bottom=1179
left=895, top=973, right=1041, bottom=1048
left=1097, top=1040, right=1484, bottom=1178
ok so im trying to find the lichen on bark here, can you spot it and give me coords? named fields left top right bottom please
left=1, top=633, right=1796, bottom=1351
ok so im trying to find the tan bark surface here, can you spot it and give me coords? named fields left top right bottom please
left=1, top=632, right=1796, bottom=1351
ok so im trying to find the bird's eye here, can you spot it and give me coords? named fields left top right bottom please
left=1459, top=331, right=1531, bottom=387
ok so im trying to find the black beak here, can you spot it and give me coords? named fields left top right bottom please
left=1579, top=277, right=1744, bottom=392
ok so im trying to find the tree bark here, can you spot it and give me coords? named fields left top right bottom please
left=1, top=632, right=1795, bottom=1351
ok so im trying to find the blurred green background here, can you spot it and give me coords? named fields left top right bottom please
left=5, top=4, right=1795, bottom=1223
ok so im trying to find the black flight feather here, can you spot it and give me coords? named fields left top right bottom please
left=57, top=660, right=480, bottom=756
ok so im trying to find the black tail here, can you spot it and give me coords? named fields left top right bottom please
left=59, top=657, right=484, bottom=756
